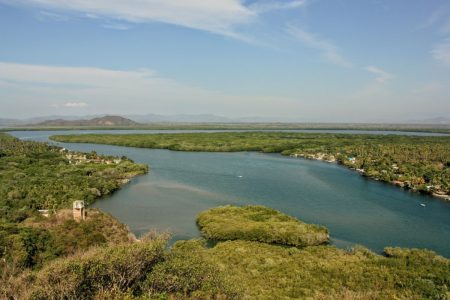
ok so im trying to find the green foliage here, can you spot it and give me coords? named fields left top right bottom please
left=1, top=225, right=58, bottom=269
left=51, top=132, right=450, bottom=196
left=2, top=129, right=450, bottom=299
left=174, top=239, right=450, bottom=299
left=193, top=205, right=449, bottom=299
left=1, top=210, right=134, bottom=276
left=2, top=203, right=449, bottom=299
left=6, top=235, right=241, bottom=300
left=27, top=235, right=168, bottom=300
left=0, top=133, right=147, bottom=275
left=0, top=133, right=148, bottom=219
left=142, top=239, right=242, bottom=299
left=197, top=205, right=329, bottom=247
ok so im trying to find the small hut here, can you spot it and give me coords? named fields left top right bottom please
left=73, top=200, right=86, bottom=221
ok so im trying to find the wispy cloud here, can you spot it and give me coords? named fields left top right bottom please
left=3, top=0, right=310, bottom=41
left=3, top=0, right=256, bottom=38
left=0, top=62, right=303, bottom=118
left=421, top=5, right=450, bottom=34
left=249, top=0, right=307, bottom=14
left=286, top=25, right=352, bottom=67
left=63, top=102, right=88, bottom=108
left=421, top=7, right=450, bottom=66
left=421, top=8, right=446, bottom=30
left=365, top=66, right=394, bottom=83
left=431, top=39, right=450, bottom=66
left=36, top=10, right=70, bottom=22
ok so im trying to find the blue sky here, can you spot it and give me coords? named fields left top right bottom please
left=0, top=0, right=449, bottom=122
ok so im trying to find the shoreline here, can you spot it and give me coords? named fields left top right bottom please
left=289, top=153, right=450, bottom=202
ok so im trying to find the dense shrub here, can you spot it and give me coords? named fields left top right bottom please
left=176, top=239, right=450, bottom=299
left=197, top=205, right=329, bottom=247
left=142, top=239, right=242, bottom=299
left=0, top=133, right=148, bottom=220
left=2, top=202, right=449, bottom=299
left=0, top=133, right=146, bottom=271
left=27, top=234, right=167, bottom=299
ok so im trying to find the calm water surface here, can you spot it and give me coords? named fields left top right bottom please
left=9, top=130, right=450, bottom=257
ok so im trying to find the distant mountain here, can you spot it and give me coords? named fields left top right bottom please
left=124, top=114, right=284, bottom=123
left=0, top=115, right=107, bottom=127
left=25, top=115, right=106, bottom=124
left=32, top=116, right=140, bottom=127
left=126, top=113, right=235, bottom=123
left=3, top=114, right=450, bottom=127
left=2, top=114, right=269, bottom=126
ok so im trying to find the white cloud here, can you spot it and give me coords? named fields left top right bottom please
left=249, top=0, right=307, bottom=14
left=0, top=62, right=305, bottom=118
left=286, top=25, right=352, bottom=67
left=3, top=0, right=309, bottom=40
left=63, top=102, right=88, bottom=108
left=421, top=8, right=446, bottom=30
left=365, top=66, right=394, bottom=83
left=431, top=39, right=450, bottom=66
left=36, top=11, right=70, bottom=22
left=0, top=62, right=156, bottom=87
left=4, top=0, right=256, bottom=38
left=421, top=6, right=450, bottom=34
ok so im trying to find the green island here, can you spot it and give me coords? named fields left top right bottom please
left=2, top=132, right=450, bottom=299
left=51, top=132, right=450, bottom=199
left=197, top=205, right=329, bottom=247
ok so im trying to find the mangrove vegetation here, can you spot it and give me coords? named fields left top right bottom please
left=2, top=132, right=450, bottom=299
left=0, top=132, right=147, bottom=293
left=197, top=205, right=329, bottom=247
left=4, top=205, right=450, bottom=299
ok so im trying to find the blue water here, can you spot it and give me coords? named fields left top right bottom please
left=9, top=130, right=450, bottom=257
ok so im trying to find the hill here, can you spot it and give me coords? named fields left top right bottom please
left=32, top=115, right=140, bottom=127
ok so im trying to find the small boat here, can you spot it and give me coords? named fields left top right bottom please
left=420, top=203, right=426, bottom=207
left=237, top=175, right=243, bottom=178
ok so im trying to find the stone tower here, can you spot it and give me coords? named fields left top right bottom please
left=73, top=200, right=86, bottom=221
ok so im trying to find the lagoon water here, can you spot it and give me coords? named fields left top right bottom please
left=9, top=130, right=450, bottom=257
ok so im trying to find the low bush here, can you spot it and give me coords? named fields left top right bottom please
left=27, top=234, right=167, bottom=299
left=142, top=239, right=242, bottom=299
left=176, top=239, right=450, bottom=299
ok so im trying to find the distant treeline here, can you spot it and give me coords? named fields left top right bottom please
left=3, top=122, right=450, bottom=133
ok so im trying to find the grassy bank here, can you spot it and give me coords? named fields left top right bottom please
left=51, top=132, right=450, bottom=198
